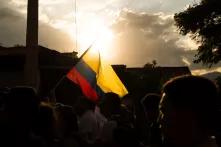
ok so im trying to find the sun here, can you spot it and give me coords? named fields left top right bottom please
left=91, top=26, right=114, bottom=58
left=73, top=18, right=114, bottom=60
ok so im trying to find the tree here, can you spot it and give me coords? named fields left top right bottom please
left=144, top=62, right=153, bottom=68
left=152, top=60, right=157, bottom=67
left=174, top=0, right=221, bottom=66
left=144, top=60, right=157, bottom=68
left=13, top=44, right=24, bottom=47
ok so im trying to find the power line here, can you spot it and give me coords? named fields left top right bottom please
left=75, top=0, right=78, bottom=52
left=71, top=0, right=78, bottom=53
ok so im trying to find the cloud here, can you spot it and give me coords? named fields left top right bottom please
left=103, top=0, right=200, bottom=14
left=0, top=1, right=220, bottom=74
left=110, top=9, right=221, bottom=72
left=0, top=7, right=22, bottom=21
left=110, top=10, right=193, bottom=67
left=0, top=8, right=26, bottom=46
left=0, top=6, right=75, bottom=52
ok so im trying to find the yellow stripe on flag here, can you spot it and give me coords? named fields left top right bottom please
left=81, top=47, right=128, bottom=98
left=82, top=48, right=100, bottom=74
left=97, top=57, right=128, bottom=98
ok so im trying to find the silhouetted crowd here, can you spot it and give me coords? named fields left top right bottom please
left=0, top=75, right=220, bottom=147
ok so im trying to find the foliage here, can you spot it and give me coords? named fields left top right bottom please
left=13, top=44, right=24, bottom=47
left=144, top=60, right=157, bottom=68
left=174, top=0, right=221, bottom=66
left=152, top=60, right=157, bottom=67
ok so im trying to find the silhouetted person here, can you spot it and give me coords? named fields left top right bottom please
left=75, top=96, right=99, bottom=146
left=3, top=86, right=41, bottom=147
left=141, top=93, right=162, bottom=146
left=55, top=103, right=79, bottom=147
left=99, top=93, right=134, bottom=146
left=100, top=93, right=121, bottom=119
left=99, top=93, right=119, bottom=145
left=121, top=94, right=135, bottom=114
left=160, top=75, right=220, bottom=147
left=34, top=102, right=57, bottom=147
left=100, top=93, right=133, bottom=128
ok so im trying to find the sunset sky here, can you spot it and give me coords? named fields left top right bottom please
left=0, top=0, right=220, bottom=74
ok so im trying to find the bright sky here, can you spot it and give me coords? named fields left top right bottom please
left=9, top=0, right=200, bottom=53
left=1, top=0, right=221, bottom=74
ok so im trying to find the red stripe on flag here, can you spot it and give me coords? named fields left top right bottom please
left=67, top=68, right=99, bottom=102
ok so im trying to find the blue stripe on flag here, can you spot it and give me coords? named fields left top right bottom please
left=75, top=59, right=104, bottom=98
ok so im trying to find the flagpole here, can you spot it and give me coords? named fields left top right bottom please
left=48, top=42, right=96, bottom=103
left=54, top=42, right=95, bottom=90
left=78, top=40, right=96, bottom=60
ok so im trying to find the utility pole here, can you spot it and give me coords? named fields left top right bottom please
left=25, top=0, right=40, bottom=90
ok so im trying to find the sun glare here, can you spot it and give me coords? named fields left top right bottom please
left=91, top=27, right=114, bottom=56
left=71, top=17, right=114, bottom=60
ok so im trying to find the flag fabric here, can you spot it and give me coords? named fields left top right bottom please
left=67, top=47, right=128, bottom=102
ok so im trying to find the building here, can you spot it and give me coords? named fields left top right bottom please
left=0, top=45, right=80, bottom=104
left=0, top=46, right=191, bottom=105
left=113, top=65, right=191, bottom=98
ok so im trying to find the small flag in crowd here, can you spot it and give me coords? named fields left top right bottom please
left=67, top=47, right=128, bottom=102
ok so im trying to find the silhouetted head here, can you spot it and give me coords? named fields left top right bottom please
left=3, top=86, right=40, bottom=139
left=5, top=86, right=39, bottom=121
left=141, top=93, right=161, bottom=123
left=55, top=103, right=78, bottom=138
left=34, top=102, right=57, bottom=139
left=121, top=94, right=134, bottom=112
left=160, top=75, right=219, bottom=147
left=100, top=92, right=121, bottom=118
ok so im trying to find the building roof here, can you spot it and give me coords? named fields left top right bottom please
left=0, top=45, right=78, bottom=69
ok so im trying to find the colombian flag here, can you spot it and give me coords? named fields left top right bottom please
left=67, top=47, right=128, bottom=102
